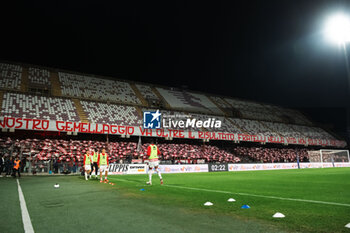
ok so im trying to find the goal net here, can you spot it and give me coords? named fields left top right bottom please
left=308, top=149, right=349, bottom=167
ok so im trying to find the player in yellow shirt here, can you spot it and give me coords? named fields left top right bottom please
left=98, top=149, right=109, bottom=183
left=83, top=150, right=92, bottom=180
left=146, top=142, right=163, bottom=185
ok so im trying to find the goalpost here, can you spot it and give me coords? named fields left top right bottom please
left=308, top=149, right=350, bottom=168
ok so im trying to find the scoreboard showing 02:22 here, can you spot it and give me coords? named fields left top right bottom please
left=208, top=163, right=228, bottom=172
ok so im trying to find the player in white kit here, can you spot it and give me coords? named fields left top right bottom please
left=146, top=141, right=163, bottom=185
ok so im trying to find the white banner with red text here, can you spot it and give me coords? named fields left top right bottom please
left=158, top=164, right=209, bottom=173
left=0, top=117, right=346, bottom=147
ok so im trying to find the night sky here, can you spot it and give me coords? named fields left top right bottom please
left=1, top=1, right=349, bottom=140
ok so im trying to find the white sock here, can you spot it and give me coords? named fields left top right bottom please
left=85, top=172, right=87, bottom=180
left=149, top=170, right=153, bottom=182
left=157, top=169, right=162, bottom=180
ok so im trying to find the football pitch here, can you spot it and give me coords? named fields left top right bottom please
left=1, top=168, right=350, bottom=233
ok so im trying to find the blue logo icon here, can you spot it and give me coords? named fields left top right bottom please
left=143, top=110, right=161, bottom=129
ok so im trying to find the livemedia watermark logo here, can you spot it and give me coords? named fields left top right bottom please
left=143, top=110, right=222, bottom=130
left=143, top=110, right=162, bottom=129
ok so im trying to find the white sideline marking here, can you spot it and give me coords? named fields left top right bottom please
left=17, top=179, right=35, bottom=233
left=164, top=184, right=350, bottom=208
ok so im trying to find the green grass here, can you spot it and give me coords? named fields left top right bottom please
left=1, top=168, right=350, bottom=233
left=0, top=178, right=23, bottom=233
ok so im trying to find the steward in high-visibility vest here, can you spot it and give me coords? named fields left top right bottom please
left=13, top=157, right=21, bottom=178
left=98, top=149, right=109, bottom=183
left=13, top=159, right=21, bottom=169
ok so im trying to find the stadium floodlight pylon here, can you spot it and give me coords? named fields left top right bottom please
left=307, top=149, right=349, bottom=168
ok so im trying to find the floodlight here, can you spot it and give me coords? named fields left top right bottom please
left=325, top=13, right=350, bottom=44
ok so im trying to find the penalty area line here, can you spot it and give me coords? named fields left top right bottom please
left=17, top=179, right=35, bottom=233
left=164, top=184, right=350, bottom=208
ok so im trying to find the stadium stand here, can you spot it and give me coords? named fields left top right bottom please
left=262, top=122, right=304, bottom=138
left=0, top=63, right=22, bottom=90
left=156, top=87, right=224, bottom=114
left=28, top=67, right=51, bottom=86
left=81, top=100, right=142, bottom=126
left=228, top=118, right=268, bottom=135
left=0, top=137, right=241, bottom=163
left=224, top=98, right=284, bottom=122
left=58, top=72, right=141, bottom=104
left=189, top=113, right=241, bottom=133
left=232, top=146, right=309, bottom=163
left=151, top=143, right=241, bottom=163
left=0, top=136, right=314, bottom=165
left=0, top=62, right=343, bottom=144
left=264, top=104, right=313, bottom=126
left=136, top=84, right=160, bottom=101
left=290, top=125, right=336, bottom=140
left=210, top=96, right=233, bottom=110
left=1, top=92, right=80, bottom=121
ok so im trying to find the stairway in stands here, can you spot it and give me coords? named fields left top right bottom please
left=134, top=106, right=144, bottom=120
left=151, top=87, right=171, bottom=109
left=0, top=91, right=3, bottom=114
left=206, top=95, right=229, bottom=116
left=130, top=83, right=148, bottom=106
left=72, top=99, right=89, bottom=123
left=20, top=67, right=29, bottom=92
left=226, top=118, right=247, bottom=134
left=259, top=121, right=284, bottom=138
left=50, top=72, right=62, bottom=97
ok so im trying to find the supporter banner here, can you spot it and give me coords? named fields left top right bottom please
left=208, top=163, right=228, bottom=172
left=158, top=164, right=209, bottom=174
left=228, top=162, right=350, bottom=171
left=0, top=117, right=346, bottom=147
left=107, top=164, right=147, bottom=175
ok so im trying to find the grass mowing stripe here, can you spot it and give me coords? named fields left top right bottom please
left=164, top=184, right=350, bottom=208
left=114, top=178, right=139, bottom=183
left=17, top=179, right=35, bottom=233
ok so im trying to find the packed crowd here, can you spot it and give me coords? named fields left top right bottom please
left=0, top=137, right=240, bottom=164
left=232, top=146, right=309, bottom=163
left=0, top=136, right=314, bottom=173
